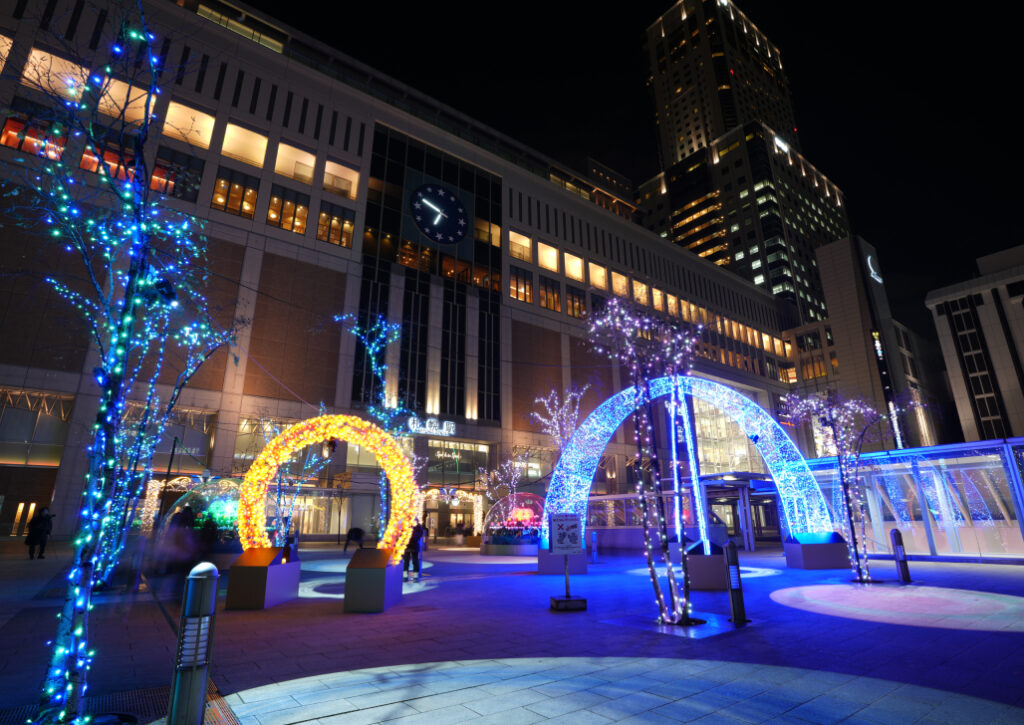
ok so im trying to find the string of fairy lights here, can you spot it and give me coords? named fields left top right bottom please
left=238, top=414, right=416, bottom=565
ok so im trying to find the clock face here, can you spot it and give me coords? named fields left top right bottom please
left=410, top=184, right=468, bottom=244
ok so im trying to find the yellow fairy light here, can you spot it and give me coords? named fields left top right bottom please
left=238, top=414, right=416, bottom=565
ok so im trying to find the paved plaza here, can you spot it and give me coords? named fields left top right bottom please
left=1, top=541, right=1024, bottom=724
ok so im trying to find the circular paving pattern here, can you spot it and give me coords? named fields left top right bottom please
left=770, top=584, right=1024, bottom=631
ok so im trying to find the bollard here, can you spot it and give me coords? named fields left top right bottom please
left=168, top=562, right=219, bottom=725
left=890, top=529, right=911, bottom=583
left=590, top=529, right=598, bottom=564
left=724, top=541, right=750, bottom=626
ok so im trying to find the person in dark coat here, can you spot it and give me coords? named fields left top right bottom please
left=25, top=507, right=54, bottom=560
left=344, top=527, right=364, bottom=552
left=403, top=519, right=425, bottom=582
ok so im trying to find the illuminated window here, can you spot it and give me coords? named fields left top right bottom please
left=537, top=242, right=559, bottom=272
left=273, top=141, right=315, bottom=184
left=611, top=271, right=629, bottom=298
left=163, top=101, right=215, bottom=148
left=324, top=159, right=358, bottom=200
left=633, top=280, right=649, bottom=305
left=509, top=265, right=532, bottom=303
left=589, top=262, right=608, bottom=290
left=221, top=123, right=267, bottom=167
left=97, top=79, right=150, bottom=124
left=150, top=145, right=204, bottom=202
left=266, top=184, right=309, bottom=235
left=20, top=49, right=88, bottom=101
left=563, top=252, right=584, bottom=282
left=666, top=294, right=679, bottom=317
left=651, top=288, right=665, bottom=312
left=80, top=136, right=134, bottom=181
left=0, top=99, right=65, bottom=160
left=317, top=201, right=354, bottom=248
left=509, top=231, right=531, bottom=262
left=475, top=219, right=501, bottom=247
left=0, top=35, right=12, bottom=74
left=753, top=274, right=765, bottom=285
left=539, top=275, right=561, bottom=312
left=567, top=286, right=586, bottom=319
left=211, top=166, right=259, bottom=218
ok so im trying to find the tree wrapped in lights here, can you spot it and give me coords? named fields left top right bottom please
left=0, top=7, right=237, bottom=724
left=477, top=453, right=525, bottom=526
left=781, top=389, right=896, bottom=582
left=337, top=314, right=425, bottom=530
left=587, top=297, right=700, bottom=625
left=532, top=384, right=589, bottom=459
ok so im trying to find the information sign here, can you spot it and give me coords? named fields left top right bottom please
left=549, top=513, right=583, bottom=555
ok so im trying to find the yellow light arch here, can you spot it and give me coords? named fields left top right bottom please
left=238, top=414, right=416, bottom=564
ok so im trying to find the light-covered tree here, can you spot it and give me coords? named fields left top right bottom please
left=0, top=5, right=238, bottom=723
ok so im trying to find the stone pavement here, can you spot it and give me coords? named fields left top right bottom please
left=1, top=541, right=1024, bottom=724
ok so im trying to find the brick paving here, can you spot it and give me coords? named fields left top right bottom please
left=2, top=541, right=1024, bottom=723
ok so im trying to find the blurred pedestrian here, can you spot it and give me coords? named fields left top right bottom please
left=403, top=518, right=425, bottom=582
left=344, top=526, right=364, bottom=552
left=25, top=507, right=54, bottom=560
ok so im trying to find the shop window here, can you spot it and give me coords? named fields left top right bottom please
left=509, top=265, right=533, bottom=303
left=323, top=159, right=358, bottom=199
left=266, top=184, right=309, bottom=234
left=80, top=136, right=135, bottom=181
left=564, top=252, right=584, bottom=282
left=0, top=99, right=65, bottom=159
left=162, top=101, right=215, bottom=149
left=539, top=275, right=561, bottom=312
left=509, top=230, right=531, bottom=262
left=210, top=166, right=259, bottom=218
left=274, top=141, right=315, bottom=185
left=316, top=201, right=355, bottom=248
left=20, top=48, right=88, bottom=101
left=150, top=145, right=205, bottom=202
left=567, top=285, right=586, bottom=319
left=611, top=271, right=629, bottom=297
left=589, top=262, right=608, bottom=290
left=221, top=123, right=267, bottom=167
left=537, top=241, right=559, bottom=272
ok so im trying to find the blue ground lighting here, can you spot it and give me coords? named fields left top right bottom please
left=543, top=375, right=833, bottom=541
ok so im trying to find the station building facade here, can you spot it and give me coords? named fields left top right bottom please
left=0, top=0, right=851, bottom=540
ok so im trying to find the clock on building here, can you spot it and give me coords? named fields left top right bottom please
left=410, top=184, right=468, bottom=244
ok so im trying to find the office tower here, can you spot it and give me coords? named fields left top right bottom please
left=926, top=247, right=1024, bottom=440
left=645, top=0, right=798, bottom=169
left=638, top=121, right=849, bottom=324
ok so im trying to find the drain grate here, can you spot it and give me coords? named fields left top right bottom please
left=0, top=682, right=239, bottom=725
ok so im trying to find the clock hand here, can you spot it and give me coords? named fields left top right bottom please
left=434, top=212, right=443, bottom=225
left=422, top=199, right=441, bottom=212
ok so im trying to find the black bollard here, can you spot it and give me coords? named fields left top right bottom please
left=724, top=541, right=750, bottom=625
left=890, top=529, right=911, bottom=583
left=168, top=562, right=219, bottom=725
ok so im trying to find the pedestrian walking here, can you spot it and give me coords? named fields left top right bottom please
left=25, top=507, right=55, bottom=560
left=403, top=518, right=425, bottom=582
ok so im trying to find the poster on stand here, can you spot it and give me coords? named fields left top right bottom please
left=549, top=513, right=583, bottom=555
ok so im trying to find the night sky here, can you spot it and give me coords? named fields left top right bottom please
left=249, top=0, right=1014, bottom=336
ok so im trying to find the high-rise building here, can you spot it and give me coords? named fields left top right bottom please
left=645, top=0, right=798, bottom=170
left=638, top=121, right=849, bottom=324
left=926, top=246, right=1024, bottom=441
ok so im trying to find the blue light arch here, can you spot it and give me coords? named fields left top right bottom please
left=543, top=375, right=833, bottom=538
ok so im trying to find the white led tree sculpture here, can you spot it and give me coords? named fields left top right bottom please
left=587, top=297, right=700, bottom=625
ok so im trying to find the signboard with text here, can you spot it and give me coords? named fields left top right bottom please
left=549, top=513, right=583, bottom=555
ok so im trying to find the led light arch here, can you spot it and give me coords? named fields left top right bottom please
left=238, top=414, right=416, bottom=564
left=544, top=375, right=833, bottom=539
left=140, top=475, right=196, bottom=535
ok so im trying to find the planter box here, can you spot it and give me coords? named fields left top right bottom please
left=481, top=543, right=538, bottom=556
left=784, top=533, right=850, bottom=569
left=344, top=548, right=403, bottom=613
left=226, top=547, right=300, bottom=610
